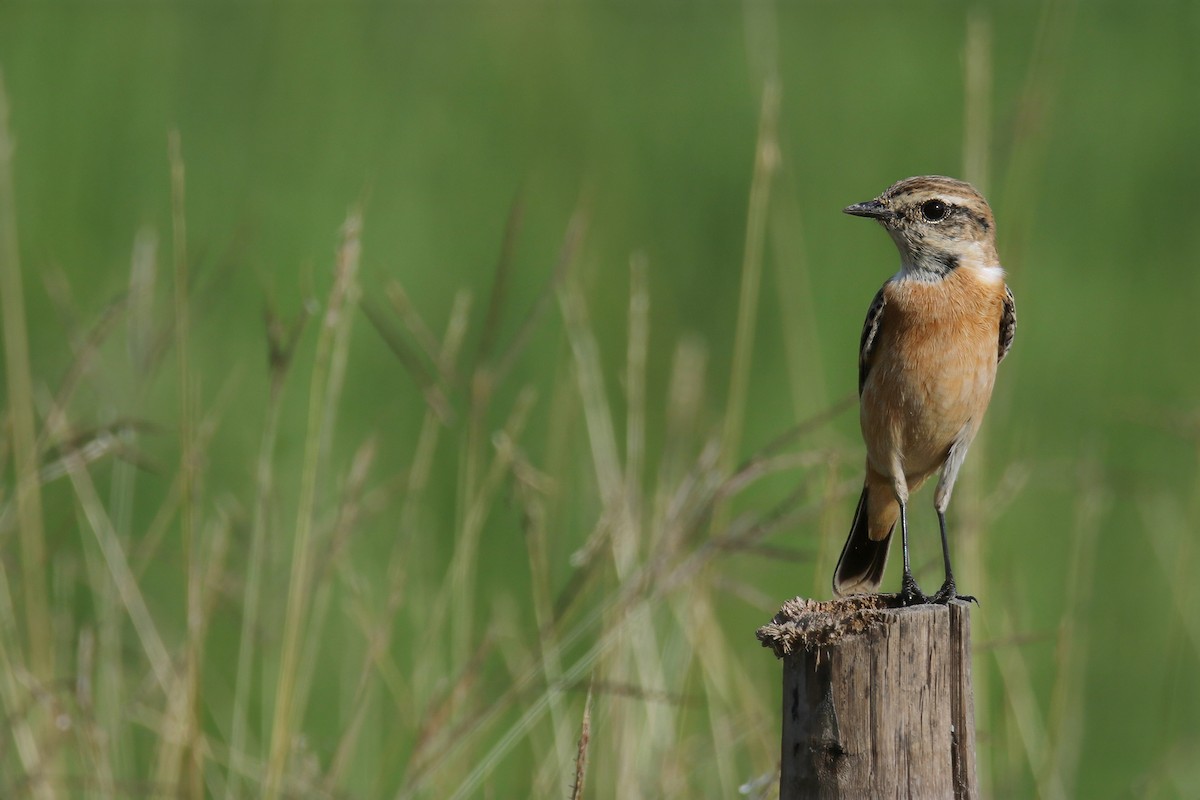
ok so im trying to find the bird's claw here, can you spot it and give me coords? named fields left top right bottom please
left=898, top=576, right=929, bottom=607
left=932, top=580, right=978, bottom=605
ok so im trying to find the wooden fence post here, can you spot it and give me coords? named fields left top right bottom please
left=757, top=595, right=978, bottom=800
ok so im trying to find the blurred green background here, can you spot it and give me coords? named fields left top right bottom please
left=2, top=1, right=1199, bottom=797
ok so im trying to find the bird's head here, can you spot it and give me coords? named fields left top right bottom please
left=844, top=176, right=999, bottom=280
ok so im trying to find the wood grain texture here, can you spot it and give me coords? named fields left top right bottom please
left=759, top=596, right=977, bottom=800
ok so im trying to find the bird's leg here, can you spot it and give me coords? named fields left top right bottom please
left=897, top=502, right=928, bottom=606
left=932, top=509, right=976, bottom=605
left=931, top=441, right=977, bottom=605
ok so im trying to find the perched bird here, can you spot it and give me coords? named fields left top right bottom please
left=832, top=176, right=1015, bottom=605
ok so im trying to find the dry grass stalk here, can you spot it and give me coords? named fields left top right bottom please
left=569, top=680, right=594, bottom=800
left=715, top=77, right=780, bottom=528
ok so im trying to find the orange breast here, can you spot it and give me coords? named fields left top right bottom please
left=860, top=269, right=1007, bottom=480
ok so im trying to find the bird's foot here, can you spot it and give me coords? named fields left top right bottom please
left=898, top=575, right=929, bottom=607
left=932, top=579, right=977, bottom=605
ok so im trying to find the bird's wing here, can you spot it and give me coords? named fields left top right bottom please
left=859, top=284, right=888, bottom=395
left=998, top=285, right=1016, bottom=364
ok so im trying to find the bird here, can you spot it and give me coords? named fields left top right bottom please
left=832, top=176, right=1016, bottom=606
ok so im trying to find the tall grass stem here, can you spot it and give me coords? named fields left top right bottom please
left=264, top=212, right=363, bottom=798
left=0, top=70, right=52, bottom=684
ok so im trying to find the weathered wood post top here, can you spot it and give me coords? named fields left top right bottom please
left=757, top=595, right=978, bottom=800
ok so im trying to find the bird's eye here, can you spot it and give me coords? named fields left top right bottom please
left=921, top=199, right=948, bottom=222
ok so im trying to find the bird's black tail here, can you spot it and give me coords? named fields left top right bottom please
left=832, top=483, right=894, bottom=596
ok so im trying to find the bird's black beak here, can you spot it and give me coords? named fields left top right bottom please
left=843, top=199, right=892, bottom=220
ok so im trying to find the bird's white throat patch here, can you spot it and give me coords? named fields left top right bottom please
left=974, top=264, right=1006, bottom=284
